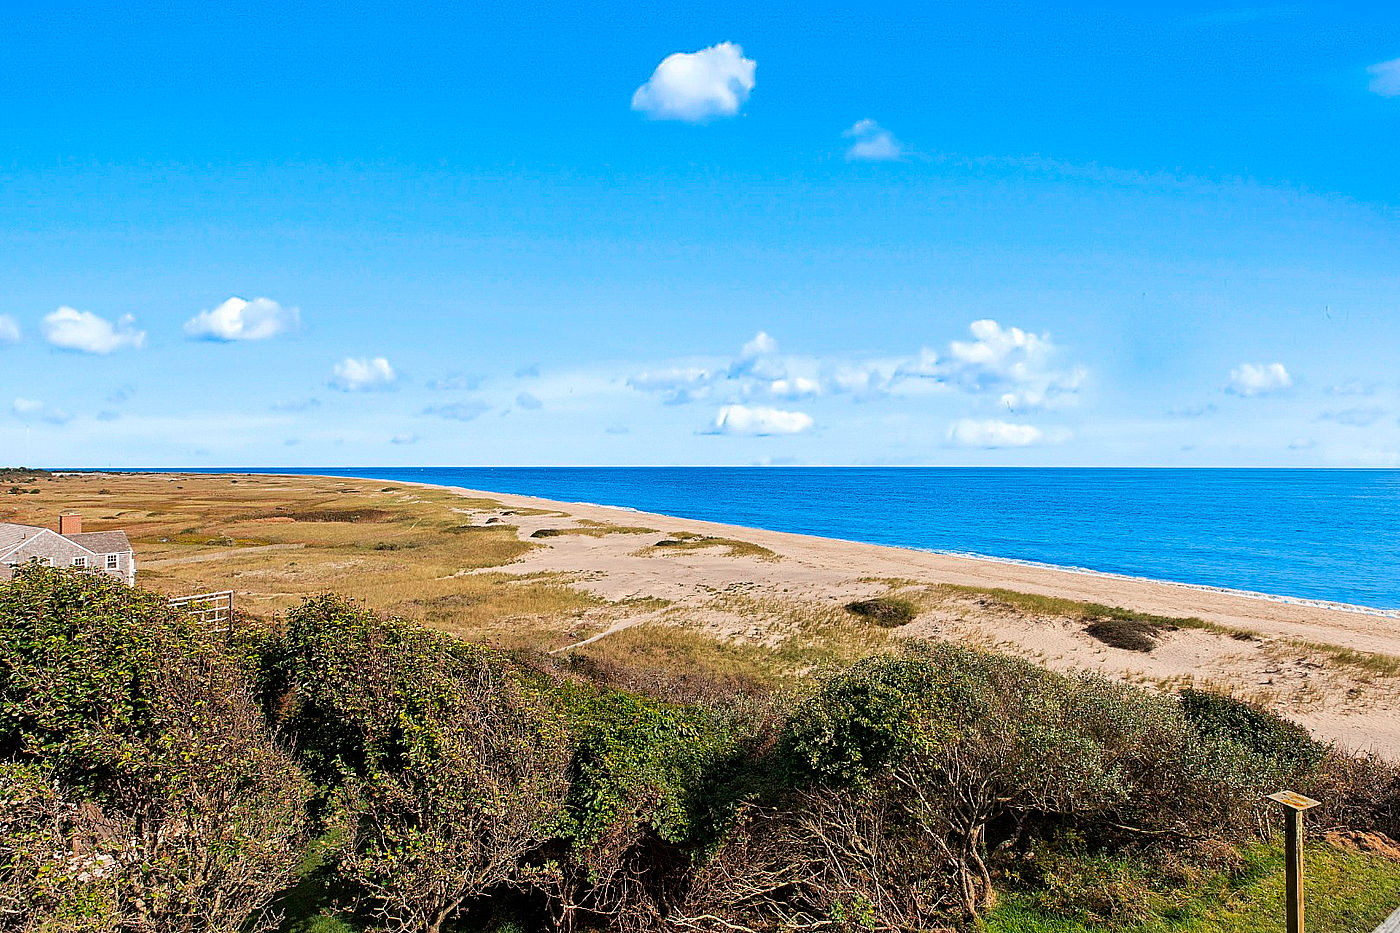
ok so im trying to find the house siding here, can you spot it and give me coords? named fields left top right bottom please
left=0, top=527, right=136, bottom=586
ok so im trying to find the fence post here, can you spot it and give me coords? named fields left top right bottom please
left=1268, top=790, right=1321, bottom=933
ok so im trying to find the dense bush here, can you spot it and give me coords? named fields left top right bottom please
left=763, top=644, right=1290, bottom=922
left=1179, top=687, right=1325, bottom=775
left=537, top=680, right=752, bottom=930
left=845, top=597, right=919, bottom=627
left=4, top=569, right=1395, bottom=933
left=275, top=595, right=570, bottom=933
left=0, top=567, right=311, bottom=933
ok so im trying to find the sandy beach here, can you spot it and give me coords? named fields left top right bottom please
left=416, top=480, right=1400, bottom=758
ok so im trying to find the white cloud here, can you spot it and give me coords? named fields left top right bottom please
left=330, top=356, right=396, bottom=391
left=184, top=296, right=299, bottom=341
left=904, top=319, right=1084, bottom=410
left=769, top=376, right=821, bottom=398
left=710, top=404, right=813, bottom=436
left=391, top=433, right=419, bottom=445
left=741, top=330, right=777, bottom=357
left=1368, top=57, right=1400, bottom=97
left=41, top=306, right=145, bottom=354
left=516, top=392, right=544, bottom=410
left=631, top=42, right=756, bottom=122
left=0, top=315, right=19, bottom=343
left=12, top=398, right=43, bottom=415
left=947, top=418, right=1044, bottom=448
left=1227, top=362, right=1292, bottom=397
left=845, top=119, right=904, bottom=161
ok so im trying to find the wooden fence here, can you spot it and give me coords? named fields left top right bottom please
left=168, top=590, right=234, bottom=629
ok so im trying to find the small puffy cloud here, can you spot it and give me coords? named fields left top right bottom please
left=741, top=331, right=777, bottom=358
left=1227, top=362, right=1292, bottom=397
left=947, top=419, right=1044, bottom=448
left=516, top=392, right=544, bottom=411
left=391, top=433, right=419, bottom=445
left=514, top=363, right=540, bottom=379
left=909, top=319, right=1084, bottom=410
left=845, top=119, right=904, bottom=161
left=1368, top=57, right=1400, bottom=97
left=0, top=315, right=19, bottom=343
left=605, top=424, right=630, bottom=435
left=769, top=376, right=821, bottom=399
left=41, top=306, right=145, bottom=354
left=423, top=401, right=490, bottom=421
left=330, top=356, right=396, bottom=391
left=184, top=296, right=299, bottom=341
left=631, top=42, right=756, bottom=122
left=710, top=404, right=813, bottom=436
left=12, top=398, right=43, bottom=415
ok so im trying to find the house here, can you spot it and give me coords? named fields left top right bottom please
left=0, top=514, right=136, bottom=586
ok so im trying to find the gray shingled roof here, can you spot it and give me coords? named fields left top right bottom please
left=0, top=523, right=46, bottom=556
left=65, top=530, right=132, bottom=554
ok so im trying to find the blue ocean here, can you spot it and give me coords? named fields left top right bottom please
left=201, top=468, right=1400, bottom=610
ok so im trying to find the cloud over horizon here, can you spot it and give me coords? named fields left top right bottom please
left=0, top=316, right=19, bottom=344
left=184, top=296, right=300, bottom=341
left=947, top=418, right=1045, bottom=448
left=845, top=119, right=904, bottom=161
left=330, top=356, right=396, bottom=391
left=631, top=42, right=756, bottom=122
left=41, top=307, right=146, bottom=354
left=710, top=404, right=813, bottom=436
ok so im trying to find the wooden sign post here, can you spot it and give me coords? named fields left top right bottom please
left=1268, top=790, right=1322, bottom=933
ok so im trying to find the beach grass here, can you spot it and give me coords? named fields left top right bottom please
left=529, top=520, right=658, bottom=538
left=645, top=530, right=779, bottom=560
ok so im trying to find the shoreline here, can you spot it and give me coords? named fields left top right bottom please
left=233, top=470, right=1400, bottom=622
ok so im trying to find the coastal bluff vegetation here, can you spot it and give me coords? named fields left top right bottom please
left=2, top=472, right=1399, bottom=931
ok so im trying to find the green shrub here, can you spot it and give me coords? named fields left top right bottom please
left=1084, top=617, right=1161, bottom=652
left=1180, top=688, right=1326, bottom=775
left=845, top=596, right=918, bottom=627
left=278, top=595, right=570, bottom=933
left=775, top=644, right=1280, bottom=920
left=0, top=567, right=311, bottom=933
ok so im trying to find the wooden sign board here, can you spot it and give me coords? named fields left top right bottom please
left=1268, top=791, right=1322, bottom=811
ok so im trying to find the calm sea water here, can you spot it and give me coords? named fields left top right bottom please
left=193, top=468, right=1400, bottom=610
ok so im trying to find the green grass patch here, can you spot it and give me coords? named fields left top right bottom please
left=983, top=841, right=1400, bottom=933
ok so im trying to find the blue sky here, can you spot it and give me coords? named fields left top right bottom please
left=2, top=1, right=1398, bottom=467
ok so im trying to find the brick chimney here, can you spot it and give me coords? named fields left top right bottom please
left=59, top=514, right=82, bottom=536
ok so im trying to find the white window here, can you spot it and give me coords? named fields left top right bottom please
left=72, top=557, right=87, bottom=568
left=106, top=553, right=119, bottom=569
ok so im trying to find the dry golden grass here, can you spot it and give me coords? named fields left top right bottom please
left=1, top=473, right=610, bottom=646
